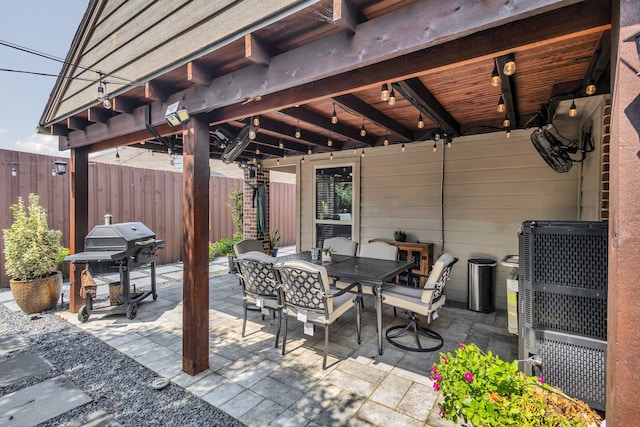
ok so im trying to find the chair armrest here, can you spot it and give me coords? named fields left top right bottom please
left=327, top=281, right=362, bottom=298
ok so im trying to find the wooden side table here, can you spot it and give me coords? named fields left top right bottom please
left=370, top=239, right=433, bottom=287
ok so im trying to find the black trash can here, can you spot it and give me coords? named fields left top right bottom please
left=468, top=258, right=496, bottom=312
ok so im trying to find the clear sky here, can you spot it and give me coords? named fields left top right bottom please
left=0, top=1, right=88, bottom=156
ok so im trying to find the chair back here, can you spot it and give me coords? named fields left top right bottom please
left=275, top=260, right=334, bottom=314
left=359, top=241, right=398, bottom=260
left=234, top=239, right=265, bottom=256
left=323, top=237, right=358, bottom=256
left=236, top=251, right=278, bottom=297
left=423, top=253, right=458, bottom=304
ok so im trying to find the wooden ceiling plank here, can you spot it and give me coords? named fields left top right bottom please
left=394, top=78, right=461, bottom=136
left=281, top=106, right=375, bottom=146
left=495, top=55, right=519, bottom=128
left=583, top=29, right=612, bottom=93
left=332, top=0, right=357, bottom=34
left=64, top=0, right=610, bottom=149
left=333, top=94, right=413, bottom=142
left=244, top=34, right=271, bottom=66
left=187, top=61, right=212, bottom=86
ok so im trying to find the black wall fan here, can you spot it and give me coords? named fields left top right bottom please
left=220, top=122, right=258, bottom=164
left=530, top=126, right=594, bottom=173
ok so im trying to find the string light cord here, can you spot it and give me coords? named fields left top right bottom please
left=0, top=67, right=128, bottom=85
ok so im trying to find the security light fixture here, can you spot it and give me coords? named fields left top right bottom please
left=165, top=101, right=190, bottom=126
left=52, top=160, right=68, bottom=175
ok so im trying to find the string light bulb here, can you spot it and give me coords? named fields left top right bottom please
left=497, top=95, right=505, bottom=113
left=569, top=99, right=577, bottom=117
left=331, top=103, right=338, bottom=124
left=380, top=84, right=390, bottom=101
left=249, top=128, right=257, bottom=140
left=295, top=120, right=301, bottom=138
left=353, top=147, right=357, bottom=154
left=327, top=137, right=333, bottom=147
left=506, top=129, right=511, bottom=139
left=384, top=135, right=389, bottom=146
left=255, top=148, right=261, bottom=155
left=308, top=147, right=312, bottom=155
left=432, top=142, right=437, bottom=153
left=276, top=158, right=280, bottom=165
left=447, top=139, right=452, bottom=148
left=102, top=98, right=112, bottom=110
left=585, top=81, right=596, bottom=96
left=491, top=61, right=500, bottom=87
left=252, top=116, right=260, bottom=126
left=11, top=167, right=17, bottom=177
left=503, top=115, right=511, bottom=128
left=401, top=143, right=405, bottom=153
left=360, top=119, right=366, bottom=137
left=361, top=149, right=365, bottom=158
left=301, top=156, right=305, bottom=164
left=503, top=53, right=516, bottom=76
left=283, top=150, right=287, bottom=159
left=417, top=114, right=425, bottom=129
left=278, top=140, right=284, bottom=149
left=330, top=151, right=334, bottom=160
left=115, top=148, right=121, bottom=162
left=388, top=88, right=396, bottom=106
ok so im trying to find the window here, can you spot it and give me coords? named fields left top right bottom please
left=313, top=163, right=359, bottom=248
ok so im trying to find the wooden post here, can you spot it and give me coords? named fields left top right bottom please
left=607, top=0, right=640, bottom=422
left=182, top=115, right=210, bottom=375
left=69, top=147, right=89, bottom=313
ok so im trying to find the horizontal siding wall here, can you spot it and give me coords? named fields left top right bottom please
left=296, top=129, right=587, bottom=309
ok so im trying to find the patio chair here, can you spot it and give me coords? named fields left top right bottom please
left=235, top=251, right=282, bottom=348
left=335, top=241, right=399, bottom=296
left=234, top=239, right=265, bottom=256
left=322, top=237, right=358, bottom=256
left=382, top=253, right=458, bottom=352
left=274, top=259, right=362, bottom=369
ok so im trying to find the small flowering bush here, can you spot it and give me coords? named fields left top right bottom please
left=431, top=343, right=602, bottom=427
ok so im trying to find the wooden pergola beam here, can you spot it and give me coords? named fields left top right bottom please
left=394, top=78, right=460, bottom=137
left=187, top=61, right=212, bottom=86
left=256, top=115, right=339, bottom=151
left=62, top=0, right=605, bottom=149
left=244, top=34, right=271, bottom=66
left=145, top=81, right=169, bottom=102
left=332, top=0, right=358, bottom=34
left=333, top=94, right=413, bottom=142
left=495, top=55, right=519, bottom=128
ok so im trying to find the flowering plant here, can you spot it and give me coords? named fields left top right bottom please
left=431, top=343, right=602, bottom=427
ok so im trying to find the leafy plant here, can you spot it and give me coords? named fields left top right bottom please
left=432, top=343, right=602, bottom=427
left=210, top=233, right=243, bottom=259
left=322, top=247, right=334, bottom=256
left=3, top=194, right=62, bottom=281
left=226, top=188, right=243, bottom=234
left=269, top=229, right=281, bottom=250
left=55, top=247, right=70, bottom=266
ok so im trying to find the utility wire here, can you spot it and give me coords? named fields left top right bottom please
left=0, top=39, right=139, bottom=85
left=0, top=67, right=127, bottom=84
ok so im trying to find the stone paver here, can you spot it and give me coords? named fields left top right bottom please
left=0, top=376, right=91, bottom=426
left=0, top=333, right=28, bottom=356
left=0, top=352, right=52, bottom=387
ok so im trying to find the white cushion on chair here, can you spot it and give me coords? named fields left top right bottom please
left=323, top=237, right=358, bottom=256
left=382, top=285, right=435, bottom=317
left=358, top=242, right=398, bottom=260
left=237, top=251, right=276, bottom=263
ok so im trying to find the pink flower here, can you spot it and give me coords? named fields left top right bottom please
left=431, top=365, right=438, bottom=373
left=459, top=343, right=466, bottom=349
left=464, top=372, right=474, bottom=382
left=434, top=373, right=442, bottom=382
left=439, top=407, right=445, bottom=417
left=538, top=376, right=545, bottom=383
left=433, top=382, right=440, bottom=391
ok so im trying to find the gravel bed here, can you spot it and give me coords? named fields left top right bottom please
left=0, top=297, right=244, bottom=427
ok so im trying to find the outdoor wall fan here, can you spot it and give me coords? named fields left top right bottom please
left=530, top=125, right=594, bottom=173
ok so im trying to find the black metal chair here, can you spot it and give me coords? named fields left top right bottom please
left=382, top=253, right=458, bottom=352
left=235, top=251, right=282, bottom=348
left=274, top=259, right=362, bottom=369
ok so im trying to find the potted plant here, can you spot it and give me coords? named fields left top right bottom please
left=431, top=343, right=602, bottom=427
left=393, top=229, right=407, bottom=242
left=211, top=233, right=241, bottom=273
left=269, top=229, right=281, bottom=257
left=2, top=194, right=63, bottom=314
left=322, top=247, right=334, bottom=262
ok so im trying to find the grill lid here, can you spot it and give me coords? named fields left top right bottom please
left=85, top=222, right=155, bottom=252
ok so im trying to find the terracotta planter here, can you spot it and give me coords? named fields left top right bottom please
left=10, top=271, right=62, bottom=314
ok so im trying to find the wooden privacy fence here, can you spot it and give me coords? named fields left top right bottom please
left=0, top=149, right=296, bottom=287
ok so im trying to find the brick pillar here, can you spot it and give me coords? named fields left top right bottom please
left=242, top=164, right=270, bottom=251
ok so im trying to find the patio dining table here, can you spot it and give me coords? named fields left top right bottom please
left=277, top=251, right=414, bottom=355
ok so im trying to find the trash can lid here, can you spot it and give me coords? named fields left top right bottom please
left=468, top=258, right=497, bottom=266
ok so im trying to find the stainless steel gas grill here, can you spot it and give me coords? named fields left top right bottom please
left=65, top=221, right=164, bottom=322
